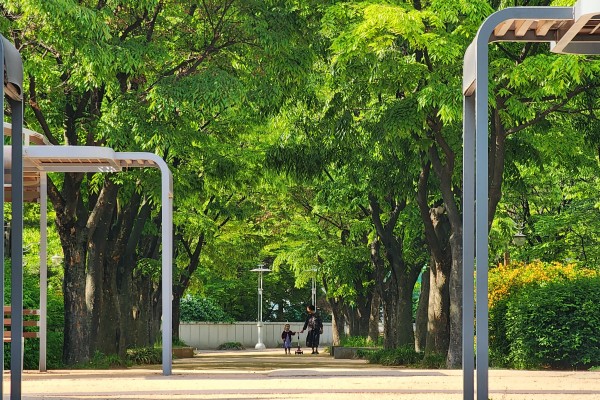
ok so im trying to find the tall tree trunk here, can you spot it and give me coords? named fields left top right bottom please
left=328, top=297, right=346, bottom=345
left=381, top=288, right=399, bottom=349
left=368, top=196, right=420, bottom=349
left=397, top=277, right=417, bottom=346
left=426, top=255, right=450, bottom=356
left=88, top=181, right=119, bottom=356
left=53, top=172, right=90, bottom=365
left=417, top=160, right=453, bottom=359
left=368, top=291, right=381, bottom=343
left=447, top=229, right=463, bottom=367
left=172, top=232, right=204, bottom=341
left=344, top=288, right=372, bottom=337
left=51, top=174, right=163, bottom=364
left=62, top=238, right=90, bottom=365
left=172, top=296, right=182, bottom=342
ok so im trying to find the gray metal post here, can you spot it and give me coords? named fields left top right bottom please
left=474, top=25, right=490, bottom=399
left=9, top=94, right=24, bottom=400
left=462, top=93, right=475, bottom=399
left=463, top=6, right=587, bottom=400
left=40, top=172, right=48, bottom=372
left=1, top=34, right=24, bottom=399
left=257, top=271, right=264, bottom=349
left=250, top=266, right=270, bottom=350
left=0, top=35, right=5, bottom=400
left=160, top=156, right=173, bottom=375
left=112, top=152, right=174, bottom=375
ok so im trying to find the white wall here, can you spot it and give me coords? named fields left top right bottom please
left=179, top=322, right=333, bottom=349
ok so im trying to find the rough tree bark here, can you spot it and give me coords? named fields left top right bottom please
left=50, top=175, right=163, bottom=364
left=368, top=291, right=381, bottom=343
left=368, top=195, right=421, bottom=349
left=417, top=157, right=455, bottom=362
left=327, top=295, right=346, bottom=345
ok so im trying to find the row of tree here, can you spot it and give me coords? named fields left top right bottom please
left=2, top=0, right=600, bottom=368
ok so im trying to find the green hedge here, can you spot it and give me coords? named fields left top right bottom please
left=489, top=261, right=600, bottom=369
left=503, top=276, right=600, bottom=369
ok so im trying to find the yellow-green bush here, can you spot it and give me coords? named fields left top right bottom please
left=489, top=261, right=599, bottom=368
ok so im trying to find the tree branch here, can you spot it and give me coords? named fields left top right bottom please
left=506, top=85, right=592, bottom=135
left=28, top=74, right=60, bottom=145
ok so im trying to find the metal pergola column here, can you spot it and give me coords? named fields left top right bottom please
left=462, top=1, right=600, bottom=399
left=1, top=33, right=25, bottom=400
left=114, top=152, right=174, bottom=376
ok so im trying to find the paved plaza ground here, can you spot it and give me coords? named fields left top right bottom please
left=4, top=349, right=600, bottom=399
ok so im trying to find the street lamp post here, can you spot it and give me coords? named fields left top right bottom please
left=251, top=266, right=271, bottom=350
left=463, top=1, right=600, bottom=399
left=308, top=268, right=317, bottom=307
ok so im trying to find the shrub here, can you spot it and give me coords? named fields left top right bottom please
left=488, top=261, right=596, bottom=309
left=488, top=261, right=599, bottom=368
left=217, top=342, right=245, bottom=350
left=363, top=346, right=422, bottom=366
left=340, top=336, right=383, bottom=347
left=505, top=276, right=600, bottom=369
left=73, top=351, right=127, bottom=369
left=419, top=352, right=446, bottom=369
left=173, top=337, right=188, bottom=347
left=127, top=347, right=162, bottom=365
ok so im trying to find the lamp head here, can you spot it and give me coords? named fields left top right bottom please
left=513, top=232, right=526, bottom=247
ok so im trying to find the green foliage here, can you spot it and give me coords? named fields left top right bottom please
left=362, top=346, right=422, bottom=366
left=74, top=351, right=127, bottom=369
left=180, top=295, right=234, bottom=323
left=3, top=253, right=65, bottom=369
left=340, top=335, right=383, bottom=347
left=126, top=347, right=162, bottom=365
left=172, top=337, right=188, bottom=347
left=67, top=346, right=161, bottom=369
left=489, top=261, right=598, bottom=368
left=419, top=352, right=447, bottom=369
left=505, top=277, right=600, bottom=369
left=217, top=342, right=245, bottom=350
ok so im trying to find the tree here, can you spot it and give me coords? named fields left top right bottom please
left=320, top=0, right=600, bottom=367
left=3, top=0, right=324, bottom=364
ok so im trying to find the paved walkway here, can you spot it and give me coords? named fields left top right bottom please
left=4, top=349, right=600, bottom=399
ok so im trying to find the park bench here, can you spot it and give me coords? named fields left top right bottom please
left=3, top=306, right=41, bottom=342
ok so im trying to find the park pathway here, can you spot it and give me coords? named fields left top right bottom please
left=3, top=349, right=600, bottom=399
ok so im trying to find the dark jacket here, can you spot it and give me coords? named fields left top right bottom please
left=281, top=330, right=296, bottom=341
left=302, top=312, right=323, bottom=333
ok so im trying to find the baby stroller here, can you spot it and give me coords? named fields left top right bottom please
left=294, top=333, right=303, bottom=355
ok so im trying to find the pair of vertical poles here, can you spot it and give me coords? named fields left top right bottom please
left=462, top=2, right=600, bottom=400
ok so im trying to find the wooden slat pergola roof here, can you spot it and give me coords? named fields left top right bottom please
left=3, top=123, right=162, bottom=202
left=490, top=6, right=600, bottom=54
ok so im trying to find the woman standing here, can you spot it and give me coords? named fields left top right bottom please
left=300, top=305, right=323, bottom=354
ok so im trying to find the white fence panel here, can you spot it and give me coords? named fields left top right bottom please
left=180, top=322, right=333, bottom=350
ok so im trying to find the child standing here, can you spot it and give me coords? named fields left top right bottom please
left=281, top=324, right=296, bottom=355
